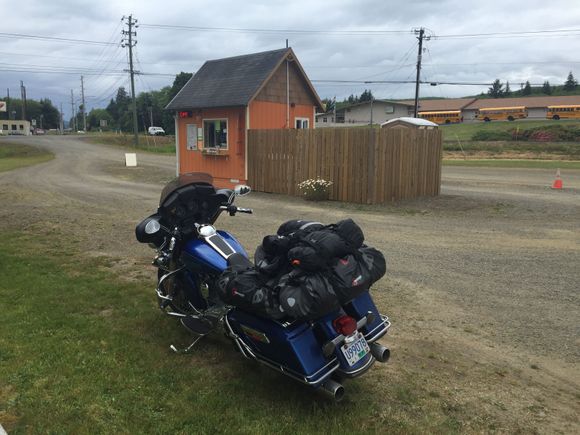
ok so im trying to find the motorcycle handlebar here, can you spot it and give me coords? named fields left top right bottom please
left=219, top=205, right=253, bottom=215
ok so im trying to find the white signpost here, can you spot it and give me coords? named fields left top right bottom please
left=0, top=101, right=6, bottom=112
left=125, top=153, right=137, bottom=167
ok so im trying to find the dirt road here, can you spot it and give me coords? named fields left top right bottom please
left=1, top=135, right=579, bottom=432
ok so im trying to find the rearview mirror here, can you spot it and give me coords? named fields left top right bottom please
left=234, top=185, right=251, bottom=196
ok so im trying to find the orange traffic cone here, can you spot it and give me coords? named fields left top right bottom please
left=552, top=168, right=563, bottom=189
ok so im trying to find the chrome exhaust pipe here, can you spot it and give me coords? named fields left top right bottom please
left=319, top=379, right=345, bottom=401
left=370, top=342, right=391, bottom=363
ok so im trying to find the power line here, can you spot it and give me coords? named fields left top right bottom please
left=140, top=23, right=411, bottom=35
left=435, top=28, right=580, bottom=39
left=0, top=32, right=119, bottom=46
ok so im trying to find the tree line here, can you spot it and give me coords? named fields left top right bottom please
left=487, top=72, right=578, bottom=98
left=1, top=72, right=192, bottom=134
left=321, top=89, right=375, bottom=112
left=0, top=98, right=60, bottom=129
left=78, top=72, right=192, bottom=135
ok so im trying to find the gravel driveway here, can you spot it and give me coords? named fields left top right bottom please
left=2, top=135, right=578, bottom=432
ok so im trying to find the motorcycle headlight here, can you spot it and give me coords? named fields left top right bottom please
left=145, top=219, right=161, bottom=235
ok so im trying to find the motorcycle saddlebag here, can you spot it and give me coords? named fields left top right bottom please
left=226, top=308, right=340, bottom=385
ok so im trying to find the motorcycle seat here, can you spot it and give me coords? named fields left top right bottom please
left=227, top=253, right=253, bottom=271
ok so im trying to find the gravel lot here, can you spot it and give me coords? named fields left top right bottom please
left=1, top=135, right=578, bottom=432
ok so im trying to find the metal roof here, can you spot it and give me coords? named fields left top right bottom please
left=381, top=117, right=438, bottom=128
left=464, top=95, right=580, bottom=110
left=398, top=98, right=476, bottom=111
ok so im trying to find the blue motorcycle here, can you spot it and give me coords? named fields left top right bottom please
left=136, top=173, right=391, bottom=400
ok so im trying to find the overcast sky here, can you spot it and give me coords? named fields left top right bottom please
left=2, top=0, right=580, bottom=119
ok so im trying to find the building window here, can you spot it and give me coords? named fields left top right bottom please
left=19, top=125, right=23, bottom=130
left=323, top=117, right=327, bottom=123
left=203, top=119, right=227, bottom=149
left=2, top=124, right=7, bottom=131
left=12, top=125, right=17, bottom=131
left=385, top=106, right=394, bottom=114
left=295, top=118, right=309, bottom=129
left=186, top=124, right=197, bottom=150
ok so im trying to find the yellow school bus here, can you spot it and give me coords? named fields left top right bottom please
left=418, top=111, right=462, bottom=124
left=546, top=105, right=580, bottom=120
left=476, top=106, right=527, bottom=122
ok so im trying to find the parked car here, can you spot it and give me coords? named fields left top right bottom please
left=34, top=129, right=46, bottom=135
left=148, top=126, right=165, bottom=136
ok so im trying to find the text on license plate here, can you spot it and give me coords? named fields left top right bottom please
left=340, top=333, right=370, bottom=366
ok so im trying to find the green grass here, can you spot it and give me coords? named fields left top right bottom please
left=440, top=119, right=580, bottom=141
left=443, top=140, right=580, bottom=157
left=84, top=133, right=176, bottom=154
left=0, top=231, right=463, bottom=434
left=443, top=159, right=580, bottom=169
left=0, top=142, right=54, bottom=172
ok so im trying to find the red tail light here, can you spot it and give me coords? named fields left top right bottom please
left=333, top=315, right=357, bottom=336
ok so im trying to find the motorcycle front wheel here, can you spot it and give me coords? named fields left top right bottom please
left=157, top=267, right=208, bottom=315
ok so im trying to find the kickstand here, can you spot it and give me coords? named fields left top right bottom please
left=170, top=335, right=203, bottom=354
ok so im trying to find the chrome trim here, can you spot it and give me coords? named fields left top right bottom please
left=253, top=352, right=340, bottom=385
left=336, top=354, right=376, bottom=378
left=224, top=315, right=340, bottom=385
left=364, top=315, right=391, bottom=343
left=165, top=311, right=187, bottom=318
left=156, top=266, right=186, bottom=301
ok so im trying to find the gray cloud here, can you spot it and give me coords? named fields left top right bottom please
left=2, top=0, right=579, bottom=118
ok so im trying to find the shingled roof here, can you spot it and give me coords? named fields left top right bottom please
left=166, top=48, right=316, bottom=110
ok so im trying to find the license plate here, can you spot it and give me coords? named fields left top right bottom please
left=340, top=333, right=370, bottom=366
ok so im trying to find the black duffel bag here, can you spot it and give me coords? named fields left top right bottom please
left=277, top=273, right=340, bottom=320
left=217, top=256, right=285, bottom=320
left=330, top=246, right=387, bottom=303
left=277, top=219, right=324, bottom=236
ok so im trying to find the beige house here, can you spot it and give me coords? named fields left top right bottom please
left=0, top=120, right=32, bottom=136
left=316, top=99, right=414, bottom=127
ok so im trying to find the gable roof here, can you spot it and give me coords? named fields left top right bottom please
left=464, top=95, right=580, bottom=109
left=398, top=98, right=476, bottom=111
left=166, top=48, right=323, bottom=111
left=334, top=99, right=413, bottom=113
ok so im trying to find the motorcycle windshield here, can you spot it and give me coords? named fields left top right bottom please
left=159, top=172, right=214, bottom=205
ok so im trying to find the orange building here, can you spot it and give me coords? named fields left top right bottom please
left=166, top=48, right=324, bottom=188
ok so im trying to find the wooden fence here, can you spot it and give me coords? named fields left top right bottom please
left=247, top=128, right=443, bottom=204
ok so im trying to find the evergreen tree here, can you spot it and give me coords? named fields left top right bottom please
left=359, top=89, right=373, bottom=102
left=564, top=71, right=577, bottom=91
left=522, top=81, right=532, bottom=96
left=169, top=72, right=193, bottom=100
left=488, top=79, right=504, bottom=98
left=542, top=81, right=552, bottom=95
left=504, top=81, right=511, bottom=97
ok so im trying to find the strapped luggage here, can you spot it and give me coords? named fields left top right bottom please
left=218, top=219, right=386, bottom=321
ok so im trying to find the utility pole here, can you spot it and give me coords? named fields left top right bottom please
left=122, top=15, right=139, bottom=146
left=20, top=80, right=27, bottom=120
left=370, top=94, right=374, bottom=125
left=6, top=88, right=9, bottom=120
left=80, top=75, right=87, bottom=132
left=148, top=106, right=153, bottom=128
left=413, top=28, right=430, bottom=118
left=70, top=89, right=76, bottom=132
left=60, top=103, right=64, bottom=134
